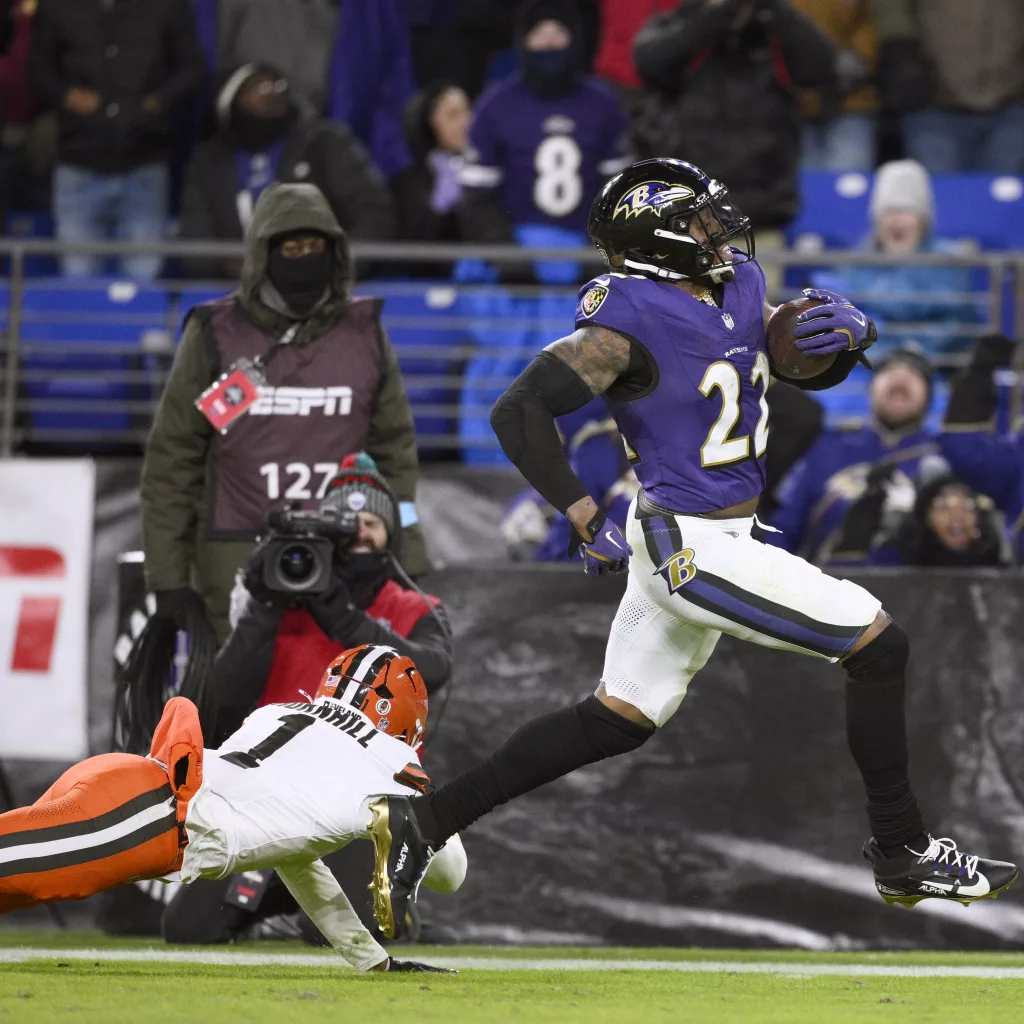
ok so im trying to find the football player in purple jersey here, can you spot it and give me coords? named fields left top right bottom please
left=366, top=158, right=1018, bottom=937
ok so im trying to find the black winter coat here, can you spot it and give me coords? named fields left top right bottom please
left=179, top=114, right=396, bottom=279
left=633, top=0, right=837, bottom=229
left=29, top=0, right=206, bottom=172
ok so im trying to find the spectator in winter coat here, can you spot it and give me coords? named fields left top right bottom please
left=870, top=0, right=1024, bottom=173
left=769, top=348, right=938, bottom=563
left=392, top=82, right=469, bottom=263
left=941, top=333, right=1024, bottom=564
left=790, top=0, right=878, bottom=171
left=828, top=459, right=1006, bottom=568
left=458, top=0, right=629, bottom=283
left=216, top=0, right=338, bottom=114
left=632, top=0, right=837, bottom=247
left=810, top=160, right=982, bottom=357
left=180, top=64, right=395, bottom=280
left=141, top=183, right=427, bottom=643
left=326, top=0, right=416, bottom=182
left=29, top=0, right=206, bottom=279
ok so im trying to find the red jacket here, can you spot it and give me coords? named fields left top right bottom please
left=594, top=0, right=678, bottom=89
left=257, top=580, right=440, bottom=707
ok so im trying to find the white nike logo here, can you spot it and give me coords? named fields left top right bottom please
left=604, top=531, right=623, bottom=550
left=595, top=277, right=610, bottom=286
left=850, top=310, right=866, bottom=326
left=918, top=871, right=990, bottom=897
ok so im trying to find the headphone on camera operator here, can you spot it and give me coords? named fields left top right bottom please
left=209, top=453, right=452, bottom=745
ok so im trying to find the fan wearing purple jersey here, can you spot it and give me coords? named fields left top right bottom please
left=366, top=158, right=1018, bottom=937
left=458, top=0, right=629, bottom=275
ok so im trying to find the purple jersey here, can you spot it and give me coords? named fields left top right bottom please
left=575, top=260, right=769, bottom=514
left=460, top=75, right=629, bottom=234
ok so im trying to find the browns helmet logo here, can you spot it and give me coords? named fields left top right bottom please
left=613, top=181, right=695, bottom=220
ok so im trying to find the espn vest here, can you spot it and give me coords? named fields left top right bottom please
left=201, top=296, right=383, bottom=537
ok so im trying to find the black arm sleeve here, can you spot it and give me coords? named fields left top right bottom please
left=490, top=351, right=598, bottom=513
left=320, top=601, right=453, bottom=695
left=208, top=600, right=284, bottom=744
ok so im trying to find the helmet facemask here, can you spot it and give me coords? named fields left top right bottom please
left=609, top=180, right=754, bottom=284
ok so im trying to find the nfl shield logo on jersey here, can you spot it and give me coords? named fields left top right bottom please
left=580, top=283, right=609, bottom=318
left=721, top=313, right=734, bottom=330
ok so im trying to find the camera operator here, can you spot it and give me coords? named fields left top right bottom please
left=209, top=453, right=451, bottom=744
left=154, top=453, right=449, bottom=946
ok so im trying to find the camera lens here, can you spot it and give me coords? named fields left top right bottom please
left=278, top=543, right=316, bottom=585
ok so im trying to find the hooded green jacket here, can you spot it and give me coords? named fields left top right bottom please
left=140, top=183, right=428, bottom=620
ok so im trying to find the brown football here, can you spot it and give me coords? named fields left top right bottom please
left=766, top=297, right=836, bottom=380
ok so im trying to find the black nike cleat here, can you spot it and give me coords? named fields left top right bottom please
left=864, top=835, right=1018, bottom=908
left=367, top=796, right=435, bottom=940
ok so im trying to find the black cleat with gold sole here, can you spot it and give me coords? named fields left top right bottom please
left=864, top=835, right=1018, bottom=909
left=367, top=795, right=435, bottom=940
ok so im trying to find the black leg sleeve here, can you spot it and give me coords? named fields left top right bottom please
left=416, top=695, right=653, bottom=846
left=844, top=621, right=927, bottom=853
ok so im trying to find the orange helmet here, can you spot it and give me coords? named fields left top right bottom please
left=315, top=645, right=428, bottom=749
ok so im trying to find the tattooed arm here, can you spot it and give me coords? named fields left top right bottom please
left=490, top=325, right=632, bottom=540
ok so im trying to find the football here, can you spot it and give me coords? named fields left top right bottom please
left=766, top=296, right=836, bottom=380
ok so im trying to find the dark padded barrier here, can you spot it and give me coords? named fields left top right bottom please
left=419, top=566, right=1024, bottom=950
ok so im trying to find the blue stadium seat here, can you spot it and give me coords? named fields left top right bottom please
left=459, top=288, right=576, bottom=465
left=789, top=172, right=1024, bottom=251
left=19, top=279, right=171, bottom=437
left=359, top=282, right=469, bottom=454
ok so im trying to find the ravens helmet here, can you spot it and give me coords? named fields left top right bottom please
left=316, top=644, right=428, bottom=750
left=588, top=158, right=754, bottom=284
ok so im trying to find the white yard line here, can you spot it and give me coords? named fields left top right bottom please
left=1, top=947, right=1024, bottom=978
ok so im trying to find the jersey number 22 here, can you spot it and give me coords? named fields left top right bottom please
left=699, top=352, right=770, bottom=467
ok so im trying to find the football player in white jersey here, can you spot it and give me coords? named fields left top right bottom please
left=0, top=645, right=465, bottom=974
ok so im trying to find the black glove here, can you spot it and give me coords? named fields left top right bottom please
left=386, top=958, right=457, bottom=974
left=152, top=587, right=207, bottom=626
left=877, top=39, right=933, bottom=115
left=305, top=575, right=358, bottom=641
left=971, top=333, right=1016, bottom=372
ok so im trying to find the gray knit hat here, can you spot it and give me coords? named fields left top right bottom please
left=870, top=159, right=934, bottom=227
left=320, top=452, right=398, bottom=539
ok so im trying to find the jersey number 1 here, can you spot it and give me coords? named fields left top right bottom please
left=699, top=352, right=770, bottom=468
left=221, top=714, right=315, bottom=769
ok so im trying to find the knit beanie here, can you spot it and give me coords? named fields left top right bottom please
left=869, top=160, right=934, bottom=227
left=320, top=452, right=398, bottom=539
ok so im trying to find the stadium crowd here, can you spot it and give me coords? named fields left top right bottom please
left=2, top=0, right=1022, bottom=572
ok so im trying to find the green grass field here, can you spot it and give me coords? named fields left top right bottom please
left=1, top=931, right=1023, bottom=1023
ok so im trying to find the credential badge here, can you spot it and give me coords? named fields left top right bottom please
left=721, top=313, right=734, bottom=330
left=580, top=283, right=609, bottom=318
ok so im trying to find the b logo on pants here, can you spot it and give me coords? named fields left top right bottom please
left=656, top=548, right=696, bottom=595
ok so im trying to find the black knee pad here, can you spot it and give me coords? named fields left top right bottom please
left=576, top=695, right=654, bottom=758
left=845, top=619, right=909, bottom=682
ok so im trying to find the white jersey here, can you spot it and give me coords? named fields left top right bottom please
left=176, top=698, right=466, bottom=971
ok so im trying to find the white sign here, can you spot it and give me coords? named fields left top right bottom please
left=0, top=459, right=94, bottom=759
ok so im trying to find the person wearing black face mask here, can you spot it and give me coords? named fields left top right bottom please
left=180, top=63, right=395, bottom=280
left=141, top=183, right=431, bottom=646
left=457, top=0, right=630, bottom=280
left=208, top=451, right=452, bottom=747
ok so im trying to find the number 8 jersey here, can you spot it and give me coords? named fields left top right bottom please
left=576, top=260, right=770, bottom=514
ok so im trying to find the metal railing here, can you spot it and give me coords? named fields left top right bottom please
left=0, top=239, right=1021, bottom=458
